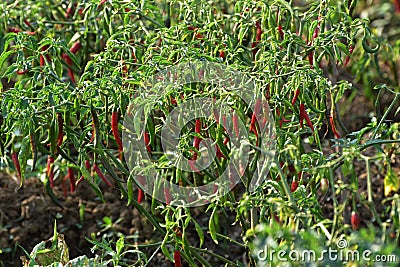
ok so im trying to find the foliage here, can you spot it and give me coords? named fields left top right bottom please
left=0, top=0, right=399, bottom=266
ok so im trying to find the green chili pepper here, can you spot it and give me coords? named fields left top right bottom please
left=362, top=28, right=380, bottom=53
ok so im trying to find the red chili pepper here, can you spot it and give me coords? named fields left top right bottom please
left=291, top=89, right=300, bottom=106
left=192, top=119, right=202, bottom=160
left=99, top=0, right=107, bottom=6
left=47, top=155, right=55, bottom=188
left=144, top=131, right=151, bottom=153
left=23, top=20, right=33, bottom=29
left=56, top=112, right=64, bottom=147
left=137, top=188, right=144, bottom=204
left=170, top=96, right=177, bottom=106
left=111, top=111, right=123, bottom=154
left=232, top=113, right=239, bottom=138
left=299, top=103, right=314, bottom=132
left=216, top=145, right=226, bottom=159
left=70, top=41, right=81, bottom=54
left=85, top=159, right=91, bottom=171
left=62, top=53, right=73, bottom=65
left=67, top=68, right=76, bottom=83
left=174, top=250, right=182, bottom=267
left=219, top=50, right=225, bottom=58
left=308, top=50, right=314, bottom=68
left=277, top=25, right=284, bottom=39
left=68, top=168, right=75, bottom=192
left=11, top=152, right=21, bottom=180
left=76, top=175, right=84, bottom=185
left=164, top=187, right=172, bottom=205
left=312, top=19, right=321, bottom=40
left=395, top=0, right=400, bottom=13
left=343, top=45, right=354, bottom=67
left=40, top=45, right=51, bottom=67
left=93, top=163, right=113, bottom=187
left=40, top=55, right=45, bottom=67
left=8, top=27, right=21, bottom=33
left=252, top=21, right=262, bottom=59
left=291, top=180, right=298, bottom=192
left=351, top=211, right=360, bottom=230
left=16, top=70, right=28, bottom=75
left=329, top=116, right=340, bottom=138
left=250, top=98, right=262, bottom=134
left=66, top=7, right=73, bottom=18
left=8, top=27, right=35, bottom=35
left=256, top=21, right=262, bottom=40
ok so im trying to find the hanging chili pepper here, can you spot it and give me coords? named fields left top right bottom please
left=351, top=211, right=360, bottom=230
left=329, top=115, right=340, bottom=138
left=93, top=163, right=113, bottom=187
left=343, top=45, right=354, bottom=67
left=137, top=176, right=145, bottom=204
left=111, top=111, right=123, bottom=155
left=291, top=180, right=298, bottom=192
left=40, top=45, right=51, bottom=67
left=8, top=27, right=35, bottom=35
left=216, top=145, right=226, bottom=159
left=56, top=112, right=64, bottom=147
left=144, top=131, right=151, bottom=153
left=174, top=250, right=182, bottom=267
left=137, top=188, right=144, bottom=204
left=99, top=0, right=108, bottom=7
left=312, top=17, right=321, bottom=39
left=291, top=89, right=300, bottom=106
left=299, top=103, right=314, bottom=132
left=277, top=25, right=284, bottom=39
left=16, top=70, right=28, bottom=75
left=232, top=113, right=239, bottom=138
left=250, top=98, right=262, bottom=134
left=68, top=168, right=75, bottom=193
left=62, top=53, right=73, bottom=65
left=11, top=152, right=21, bottom=180
left=192, top=119, right=201, bottom=160
left=164, top=186, right=172, bottom=205
left=67, top=68, right=76, bottom=83
left=395, top=0, right=400, bottom=13
left=47, top=155, right=55, bottom=188
left=70, top=41, right=81, bottom=54
left=252, top=21, right=262, bottom=59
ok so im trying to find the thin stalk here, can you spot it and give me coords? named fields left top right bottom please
left=372, top=93, right=399, bottom=139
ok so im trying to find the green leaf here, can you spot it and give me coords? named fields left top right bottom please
left=115, top=236, right=124, bottom=256
left=0, top=50, right=14, bottom=72
left=161, top=234, right=173, bottom=262
left=18, top=135, right=31, bottom=187
left=193, top=220, right=204, bottom=247
left=209, top=207, right=218, bottom=244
